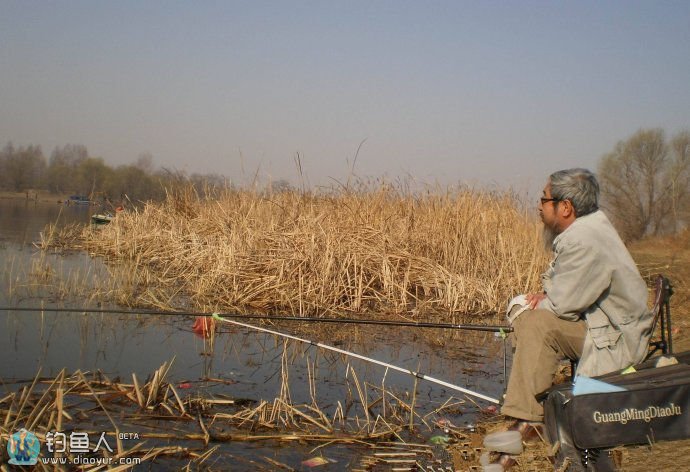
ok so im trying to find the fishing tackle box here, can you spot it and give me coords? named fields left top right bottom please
left=541, top=350, right=690, bottom=471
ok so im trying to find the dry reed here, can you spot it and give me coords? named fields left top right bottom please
left=0, top=359, right=468, bottom=469
left=42, top=184, right=547, bottom=320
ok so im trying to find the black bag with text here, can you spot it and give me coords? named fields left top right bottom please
left=543, top=351, right=690, bottom=471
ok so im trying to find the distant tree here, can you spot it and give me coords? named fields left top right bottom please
left=134, top=152, right=154, bottom=173
left=105, top=164, right=162, bottom=202
left=0, top=142, right=15, bottom=189
left=189, top=172, right=229, bottom=198
left=668, top=131, right=690, bottom=231
left=1, top=140, right=234, bottom=202
left=598, top=128, right=690, bottom=240
left=74, top=157, right=112, bottom=197
left=1, top=143, right=46, bottom=191
left=269, top=179, right=294, bottom=193
left=50, top=144, right=88, bottom=166
left=201, top=173, right=229, bottom=190
left=46, top=144, right=89, bottom=193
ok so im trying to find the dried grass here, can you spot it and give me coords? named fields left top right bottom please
left=0, top=358, right=472, bottom=469
left=41, top=184, right=548, bottom=321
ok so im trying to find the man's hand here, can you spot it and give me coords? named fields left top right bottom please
left=526, top=292, right=546, bottom=309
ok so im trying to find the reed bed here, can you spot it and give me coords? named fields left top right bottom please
left=42, top=184, right=547, bottom=320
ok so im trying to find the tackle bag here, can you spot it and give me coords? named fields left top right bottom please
left=542, top=351, right=690, bottom=471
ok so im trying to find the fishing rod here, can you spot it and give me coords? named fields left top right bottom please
left=210, top=313, right=500, bottom=404
left=0, top=306, right=513, bottom=333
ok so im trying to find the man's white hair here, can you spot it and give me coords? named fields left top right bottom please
left=549, top=168, right=599, bottom=217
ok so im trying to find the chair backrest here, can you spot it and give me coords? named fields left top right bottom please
left=645, top=274, right=673, bottom=359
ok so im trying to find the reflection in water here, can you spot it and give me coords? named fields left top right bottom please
left=192, top=316, right=216, bottom=338
left=0, top=199, right=91, bottom=247
left=0, top=198, right=509, bottom=468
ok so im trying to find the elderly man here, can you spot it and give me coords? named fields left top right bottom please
left=501, top=168, right=652, bottom=427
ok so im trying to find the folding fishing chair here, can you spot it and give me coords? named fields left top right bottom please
left=645, top=274, right=674, bottom=359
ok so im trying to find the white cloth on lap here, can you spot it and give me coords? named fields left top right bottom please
left=506, top=294, right=530, bottom=326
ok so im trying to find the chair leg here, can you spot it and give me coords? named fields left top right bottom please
left=665, top=303, right=673, bottom=354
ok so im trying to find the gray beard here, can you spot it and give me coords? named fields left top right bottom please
left=542, top=225, right=557, bottom=251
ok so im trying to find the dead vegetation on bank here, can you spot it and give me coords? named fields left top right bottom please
left=39, top=185, right=548, bottom=321
left=0, top=353, right=478, bottom=470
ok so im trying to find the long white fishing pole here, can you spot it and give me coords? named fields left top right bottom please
left=211, top=313, right=499, bottom=404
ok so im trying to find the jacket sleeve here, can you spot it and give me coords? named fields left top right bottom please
left=538, top=240, right=612, bottom=321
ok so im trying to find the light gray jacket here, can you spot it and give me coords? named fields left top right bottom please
left=538, top=210, right=652, bottom=377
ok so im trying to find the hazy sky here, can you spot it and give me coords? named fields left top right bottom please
left=2, top=1, right=689, bottom=190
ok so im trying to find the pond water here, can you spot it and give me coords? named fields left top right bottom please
left=0, top=198, right=509, bottom=470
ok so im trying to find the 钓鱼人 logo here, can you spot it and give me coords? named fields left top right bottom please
left=7, top=428, right=40, bottom=465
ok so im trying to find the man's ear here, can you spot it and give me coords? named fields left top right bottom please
left=561, top=199, right=576, bottom=218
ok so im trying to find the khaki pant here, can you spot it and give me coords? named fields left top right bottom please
left=501, top=309, right=586, bottom=422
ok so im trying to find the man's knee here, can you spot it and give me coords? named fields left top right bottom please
left=514, top=309, right=556, bottom=336
left=514, top=309, right=585, bottom=358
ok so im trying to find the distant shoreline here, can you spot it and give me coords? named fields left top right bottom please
left=0, top=190, right=72, bottom=204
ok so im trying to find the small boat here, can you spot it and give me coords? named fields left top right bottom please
left=68, top=195, right=92, bottom=205
left=91, top=206, right=124, bottom=225
left=91, top=213, right=113, bottom=224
